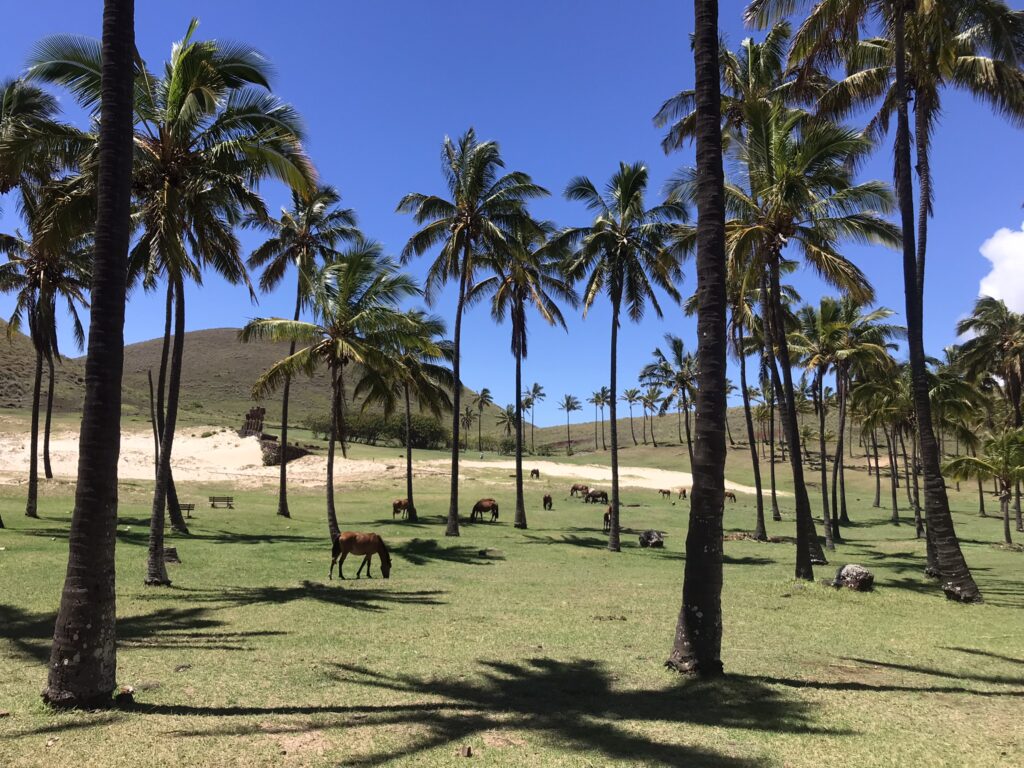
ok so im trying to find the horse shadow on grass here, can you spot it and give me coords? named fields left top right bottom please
left=391, top=538, right=504, bottom=567
left=139, top=656, right=844, bottom=766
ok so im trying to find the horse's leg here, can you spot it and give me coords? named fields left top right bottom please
left=338, top=550, right=348, bottom=580
left=366, top=554, right=374, bottom=578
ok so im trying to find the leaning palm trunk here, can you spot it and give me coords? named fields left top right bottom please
left=44, top=351, right=55, bottom=479
left=737, top=325, right=766, bottom=540
left=403, top=383, right=417, bottom=522
left=276, top=285, right=302, bottom=519
left=893, top=8, right=980, bottom=602
left=146, top=278, right=185, bottom=586
left=668, top=0, right=726, bottom=675
left=325, top=363, right=342, bottom=540
left=154, top=283, right=188, bottom=534
left=26, top=346, right=43, bottom=518
left=607, top=289, right=623, bottom=552
left=44, top=0, right=134, bottom=707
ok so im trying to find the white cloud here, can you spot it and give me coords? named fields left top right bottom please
left=978, top=222, right=1024, bottom=311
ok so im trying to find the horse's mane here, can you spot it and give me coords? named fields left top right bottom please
left=379, top=539, right=391, bottom=562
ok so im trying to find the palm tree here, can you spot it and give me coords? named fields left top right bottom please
left=641, top=334, right=697, bottom=464
left=473, top=388, right=494, bottom=453
left=642, top=387, right=664, bottom=448
left=398, top=128, right=547, bottom=537
left=957, top=298, right=1024, bottom=427
left=354, top=310, right=454, bottom=523
left=1, top=182, right=90, bottom=518
left=527, top=382, right=545, bottom=453
left=666, top=0, right=729, bottom=677
left=560, top=161, right=684, bottom=551
left=242, top=242, right=419, bottom=542
left=469, top=225, right=575, bottom=528
left=29, top=19, right=314, bottom=564
left=461, top=407, right=478, bottom=451
left=558, top=394, right=581, bottom=454
left=945, top=429, right=1024, bottom=546
left=495, top=405, right=515, bottom=439
left=587, top=391, right=601, bottom=451
left=42, top=0, right=135, bottom=709
left=247, top=185, right=359, bottom=518
left=621, top=388, right=641, bottom=446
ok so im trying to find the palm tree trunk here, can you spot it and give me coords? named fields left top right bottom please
left=737, top=324, right=766, bottom=541
left=608, top=290, right=622, bottom=552
left=531, top=404, right=535, bottom=454
left=872, top=428, right=882, bottom=508
left=726, top=409, right=734, bottom=446
left=898, top=428, right=917, bottom=522
left=146, top=277, right=185, bottom=586
left=1015, top=481, right=1022, bottom=533
left=767, top=377, right=781, bottom=522
left=154, top=282, right=187, bottom=534
left=566, top=411, right=571, bottom=454
left=514, top=335, right=527, bottom=529
left=668, top=0, right=727, bottom=674
left=445, top=252, right=470, bottom=537
left=764, top=262, right=823, bottom=577
left=628, top=403, right=637, bottom=445
left=276, top=283, right=302, bottom=519
left=601, top=406, right=607, bottom=451
left=893, top=6, right=980, bottom=602
left=642, top=407, right=648, bottom=444
left=43, top=351, right=55, bottom=480
left=683, top=393, right=694, bottom=466
left=403, top=384, right=417, bottom=521
left=650, top=407, right=658, bottom=448
left=885, top=426, right=900, bottom=523
left=1000, top=487, right=1012, bottom=546
left=830, top=371, right=846, bottom=540
left=973, top=444, right=986, bottom=516
left=326, top=363, right=341, bottom=540
left=43, top=0, right=134, bottom=708
left=816, top=371, right=834, bottom=550
left=677, top=404, right=683, bottom=444
left=26, top=345, right=43, bottom=518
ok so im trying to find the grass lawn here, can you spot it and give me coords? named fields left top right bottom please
left=1, top=445, right=1022, bottom=767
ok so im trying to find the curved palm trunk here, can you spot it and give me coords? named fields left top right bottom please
left=403, top=383, right=417, bottom=522
left=155, top=282, right=187, bottom=534
left=276, top=283, right=302, bottom=519
left=26, top=346, right=43, bottom=518
left=325, top=363, right=342, bottom=540
left=146, top=278, right=186, bottom=586
left=608, top=291, right=622, bottom=552
left=44, top=351, right=55, bottom=480
left=445, top=253, right=470, bottom=536
left=682, top=392, right=694, bottom=466
left=872, top=428, right=882, bottom=508
left=43, top=0, right=134, bottom=708
left=668, top=0, right=726, bottom=675
left=765, top=263, right=823, bottom=576
left=726, top=410, right=734, bottom=447
left=513, top=333, right=527, bottom=529
left=737, top=324, right=766, bottom=540
left=894, top=7, right=980, bottom=603
left=815, top=371, right=834, bottom=550
left=628, top=403, right=637, bottom=445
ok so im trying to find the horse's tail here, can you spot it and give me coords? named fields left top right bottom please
left=331, top=534, right=341, bottom=560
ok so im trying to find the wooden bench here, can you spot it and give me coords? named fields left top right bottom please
left=180, top=503, right=195, bottom=519
left=208, top=496, right=235, bottom=509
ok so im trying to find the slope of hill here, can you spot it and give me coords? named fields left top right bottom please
left=0, top=320, right=86, bottom=411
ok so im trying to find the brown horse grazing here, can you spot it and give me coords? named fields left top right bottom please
left=724, top=490, right=737, bottom=503
left=470, top=498, right=499, bottom=522
left=530, top=468, right=540, bottom=479
left=677, top=488, right=688, bottom=500
left=330, top=532, right=392, bottom=580
left=603, top=505, right=612, bottom=533
left=658, top=489, right=671, bottom=498
left=543, top=494, right=553, bottom=510
left=392, top=498, right=409, bottom=519
left=570, top=483, right=589, bottom=497
left=585, top=489, right=608, bottom=504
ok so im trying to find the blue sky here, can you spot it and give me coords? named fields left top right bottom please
left=2, top=1, right=1022, bottom=427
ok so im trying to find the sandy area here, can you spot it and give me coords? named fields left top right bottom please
left=0, top=427, right=767, bottom=495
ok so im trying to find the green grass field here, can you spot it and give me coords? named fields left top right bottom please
left=1, top=438, right=1022, bottom=767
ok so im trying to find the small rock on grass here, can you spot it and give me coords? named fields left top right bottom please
left=174, top=664, right=192, bottom=673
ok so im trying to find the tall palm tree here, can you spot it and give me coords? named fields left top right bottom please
left=957, top=298, right=1024, bottom=427
left=29, top=18, right=314, bottom=559
left=473, top=388, right=494, bottom=453
left=527, top=382, right=545, bottom=453
left=398, top=128, right=547, bottom=537
left=642, top=387, right=664, bottom=448
left=560, top=161, right=684, bottom=551
left=667, top=0, right=729, bottom=677
left=558, top=394, right=581, bottom=454
left=747, top=0, right=1000, bottom=604
left=247, top=185, right=359, bottom=518
left=461, top=407, right=478, bottom=451
left=945, top=429, right=1024, bottom=546
left=621, top=388, right=641, bottom=446
left=597, top=386, right=611, bottom=450
left=242, top=242, right=419, bottom=542
left=469, top=226, right=575, bottom=528
left=354, top=310, right=454, bottom=523
left=43, top=0, right=135, bottom=709
left=1, top=182, right=90, bottom=518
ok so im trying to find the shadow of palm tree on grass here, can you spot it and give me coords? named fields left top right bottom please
left=391, top=538, right=504, bottom=566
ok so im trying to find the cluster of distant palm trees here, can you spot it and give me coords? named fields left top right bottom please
left=3, top=0, right=1021, bottom=705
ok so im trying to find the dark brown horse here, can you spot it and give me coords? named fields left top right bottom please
left=543, top=494, right=553, bottom=510
left=392, top=498, right=409, bottom=519
left=658, top=489, right=671, bottom=498
left=330, top=532, right=392, bottom=580
left=677, top=488, right=688, bottom=500
left=724, top=491, right=737, bottom=503
left=570, top=483, right=589, bottom=497
left=469, top=498, right=499, bottom=522
left=603, top=505, right=612, bottom=533
left=530, top=468, right=540, bottom=479
left=586, top=489, right=608, bottom=504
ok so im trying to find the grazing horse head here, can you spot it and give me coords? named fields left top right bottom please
left=379, top=542, right=392, bottom=579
